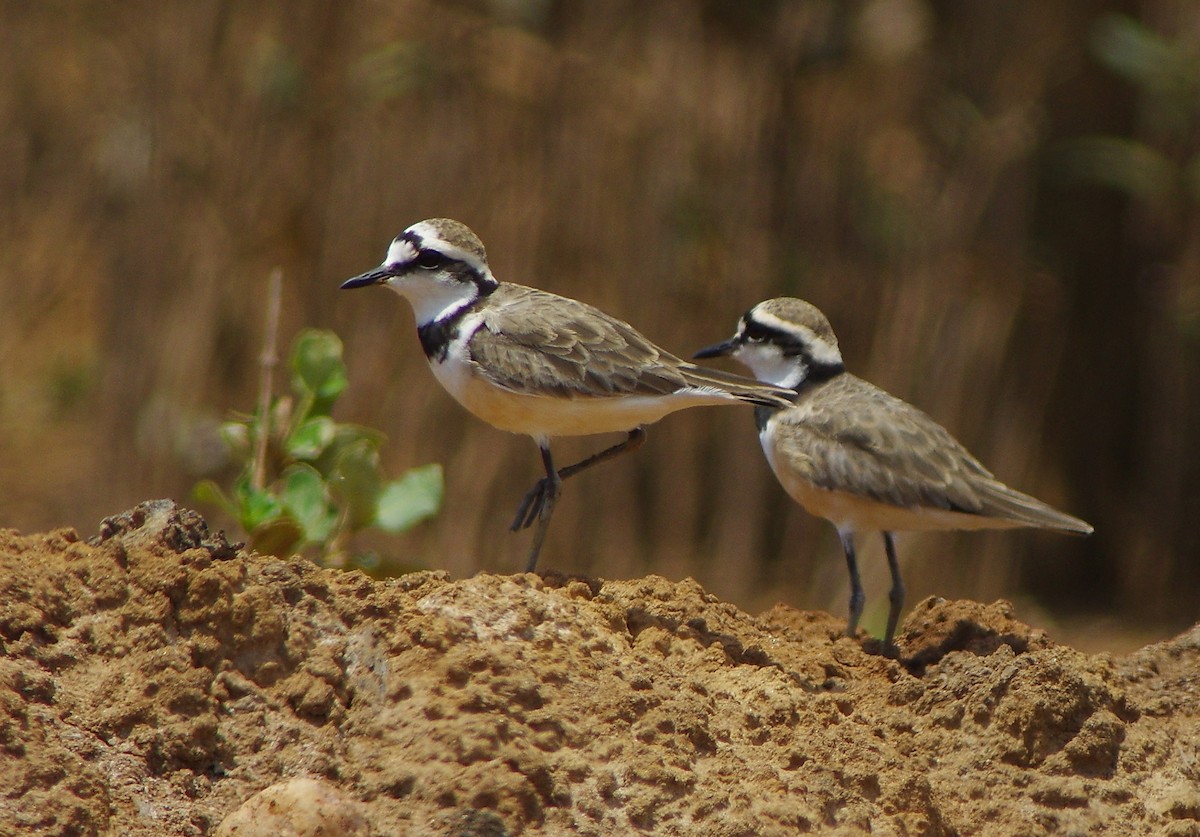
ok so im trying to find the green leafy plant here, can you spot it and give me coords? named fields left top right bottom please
left=1056, top=14, right=1200, bottom=203
left=194, top=326, right=442, bottom=565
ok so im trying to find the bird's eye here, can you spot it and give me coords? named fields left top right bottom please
left=416, top=250, right=444, bottom=269
left=742, top=321, right=769, bottom=342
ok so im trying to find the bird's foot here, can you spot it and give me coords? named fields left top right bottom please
left=510, top=478, right=553, bottom=532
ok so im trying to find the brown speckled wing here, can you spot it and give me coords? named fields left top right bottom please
left=773, top=375, right=999, bottom=514
left=771, top=374, right=1092, bottom=531
left=467, top=285, right=692, bottom=398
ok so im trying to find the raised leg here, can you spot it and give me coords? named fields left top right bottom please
left=838, top=530, right=865, bottom=636
left=559, top=426, right=646, bottom=482
left=882, top=531, right=905, bottom=654
left=511, top=428, right=647, bottom=572
left=511, top=428, right=646, bottom=533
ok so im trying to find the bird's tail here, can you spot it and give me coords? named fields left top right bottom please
left=976, top=480, right=1094, bottom=535
left=679, top=362, right=795, bottom=409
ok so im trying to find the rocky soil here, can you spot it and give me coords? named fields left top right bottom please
left=1, top=501, right=1197, bottom=836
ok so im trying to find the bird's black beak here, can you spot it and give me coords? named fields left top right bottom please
left=693, top=337, right=739, bottom=359
left=340, top=267, right=392, bottom=290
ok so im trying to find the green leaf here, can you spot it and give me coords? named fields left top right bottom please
left=219, top=420, right=252, bottom=460
left=287, top=415, right=337, bottom=460
left=354, top=41, right=436, bottom=101
left=192, top=479, right=236, bottom=518
left=280, top=464, right=337, bottom=544
left=292, top=330, right=348, bottom=401
left=376, top=464, right=444, bottom=532
left=1055, top=137, right=1177, bottom=199
left=233, top=478, right=285, bottom=531
left=1091, top=14, right=1176, bottom=87
left=313, top=424, right=384, bottom=473
left=332, top=439, right=384, bottom=532
left=249, top=515, right=305, bottom=557
left=268, top=395, right=295, bottom=434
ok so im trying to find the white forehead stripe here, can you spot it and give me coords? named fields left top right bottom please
left=385, top=237, right=419, bottom=266
left=408, top=220, right=446, bottom=240
left=748, top=307, right=843, bottom=367
left=745, top=307, right=796, bottom=335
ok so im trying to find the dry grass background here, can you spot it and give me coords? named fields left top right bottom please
left=1, top=0, right=1196, bottom=648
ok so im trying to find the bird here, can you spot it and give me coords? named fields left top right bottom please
left=341, top=218, right=795, bottom=572
left=694, top=297, right=1093, bottom=653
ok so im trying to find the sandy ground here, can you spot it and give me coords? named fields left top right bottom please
left=1, top=500, right=1197, bottom=836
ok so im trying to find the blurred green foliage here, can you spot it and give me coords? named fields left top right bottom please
left=194, top=330, right=443, bottom=566
left=1061, top=14, right=1200, bottom=204
left=4, top=2, right=1200, bottom=642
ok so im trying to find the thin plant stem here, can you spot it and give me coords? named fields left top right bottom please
left=252, top=268, right=283, bottom=491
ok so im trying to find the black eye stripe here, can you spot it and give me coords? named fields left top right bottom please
left=416, top=249, right=445, bottom=269
left=742, top=319, right=780, bottom=341
left=742, top=320, right=814, bottom=359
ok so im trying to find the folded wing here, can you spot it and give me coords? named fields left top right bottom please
left=773, top=375, right=1092, bottom=533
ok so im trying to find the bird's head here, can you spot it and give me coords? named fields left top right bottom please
left=694, top=297, right=844, bottom=390
left=341, top=218, right=498, bottom=324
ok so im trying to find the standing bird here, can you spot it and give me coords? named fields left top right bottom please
left=341, top=219, right=794, bottom=571
left=695, top=298, right=1093, bottom=652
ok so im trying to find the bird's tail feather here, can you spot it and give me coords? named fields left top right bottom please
left=977, top=481, right=1094, bottom=535
left=680, top=362, right=794, bottom=408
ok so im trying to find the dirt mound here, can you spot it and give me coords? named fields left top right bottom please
left=1, top=501, right=1197, bottom=836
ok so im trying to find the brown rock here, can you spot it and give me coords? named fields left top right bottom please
left=215, top=777, right=368, bottom=836
left=0, top=502, right=1196, bottom=835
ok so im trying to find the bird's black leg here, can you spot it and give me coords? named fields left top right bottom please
left=510, top=428, right=647, bottom=572
left=558, top=427, right=646, bottom=482
left=511, top=429, right=646, bottom=533
left=882, top=531, right=905, bottom=655
left=839, top=530, right=865, bottom=636
left=518, top=443, right=561, bottom=573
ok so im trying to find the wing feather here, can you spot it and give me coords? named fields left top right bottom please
left=771, top=374, right=1089, bottom=531
left=466, top=285, right=693, bottom=398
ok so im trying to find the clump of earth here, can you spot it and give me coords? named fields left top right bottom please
left=1, top=501, right=1197, bottom=835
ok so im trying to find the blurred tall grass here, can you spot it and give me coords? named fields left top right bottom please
left=1, top=0, right=1196, bottom=642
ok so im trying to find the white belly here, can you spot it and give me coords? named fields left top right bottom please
left=431, top=356, right=738, bottom=439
